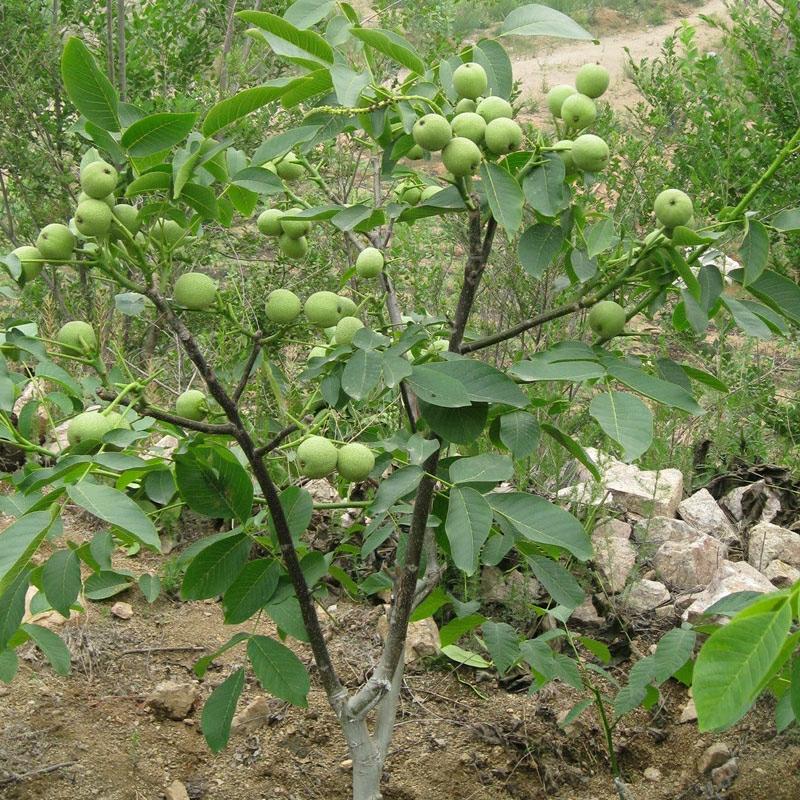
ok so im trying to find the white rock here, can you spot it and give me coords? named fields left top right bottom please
left=633, top=516, right=701, bottom=556
left=683, top=560, right=775, bottom=621
left=594, top=534, right=637, bottom=593
left=678, top=489, right=738, bottom=544
left=654, top=535, right=727, bottom=590
left=111, top=601, right=133, bottom=620
left=571, top=597, right=604, bottom=626
left=165, top=781, right=190, bottom=800
left=747, top=522, right=800, bottom=571
left=231, top=696, right=271, bottom=733
left=149, top=680, right=199, bottom=720
left=698, top=742, right=731, bottom=774
left=679, top=697, right=698, bottom=723
left=556, top=482, right=613, bottom=508
left=719, top=484, right=748, bottom=521
left=721, top=481, right=780, bottom=525
left=592, top=518, right=632, bottom=540
left=763, top=559, right=800, bottom=588
left=602, top=462, right=684, bottom=518
left=644, top=766, right=662, bottom=782
left=622, top=579, right=671, bottom=614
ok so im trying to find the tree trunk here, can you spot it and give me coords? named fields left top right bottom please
left=218, top=0, right=237, bottom=97
left=116, top=0, right=127, bottom=101
left=105, top=0, right=114, bottom=82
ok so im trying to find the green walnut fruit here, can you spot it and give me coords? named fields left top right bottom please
left=336, top=442, right=375, bottom=481
left=308, top=345, right=327, bottom=360
left=334, top=316, right=364, bottom=346
left=304, top=291, right=341, bottom=327
left=266, top=288, right=302, bottom=323
left=476, top=96, right=513, bottom=123
left=560, top=94, right=597, bottom=130
left=356, top=247, right=384, bottom=278
left=67, top=411, right=115, bottom=447
left=102, top=411, right=130, bottom=433
left=442, top=137, right=482, bottom=178
left=547, top=85, right=577, bottom=118
left=80, top=159, right=118, bottom=200
left=337, top=296, right=357, bottom=317
left=484, top=118, right=523, bottom=155
left=280, top=208, right=311, bottom=239
left=454, top=98, right=477, bottom=114
left=654, top=189, right=693, bottom=228
left=554, top=139, right=575, bottom=173
left=395, top=181, right=421, bottom=205
left=324, top=326, right=337, bottom=341
left=412, top=113, right=452, bottom=152
left=173, top=272, right=217, bottom=310
left=257, top=208, right=284, bottom=236
left=10, top=245, right=43, bottom=282
left=451, top=112, right=487, bottom=144
left=571, top=134, right=609, bottom=172
left=57, top=320, right=97, bottom=355
left=575, top=63, right=610, bottom=99
left=151, top=218, right=185, bottom=248
left=420, top=185, right=443, bottom=202
left=278, top=233, right=308, bottom=259
left=296, top=435, right=338, bottom=478
left=112, top=204, right=140, bottom=235
left=406, top=144, right=424, bottom=160
left=36, top=224, right=75, bottom=261
left=79, top=191, right=115, bottom=209
left=588, top=300, right=626, bottom=338
left=276, top=152, right=305, bottom=181
left=175, top=388, right=208, bottom=421
left=74, top=199, right=113, bottom=237
left=452, top=62, right=488, bottom=100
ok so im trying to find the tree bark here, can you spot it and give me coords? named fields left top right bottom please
left=116, top=0, right=127, bottom=101
left=218, top=0, right=238, bottom=97
left=105, top=0, right=114, bottom=82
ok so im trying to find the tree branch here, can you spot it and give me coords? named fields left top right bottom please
left=232, top=335, right=262, bottom=401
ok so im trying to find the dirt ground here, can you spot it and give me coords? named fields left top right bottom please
left=1, top=524, right=799, bottom=800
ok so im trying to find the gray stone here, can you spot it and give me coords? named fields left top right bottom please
left=165, top=781, right=190, bottom=800
left=571, top=597, right=604, bottom=626
left=698, top=742, right=731, bottom=774
left=232, top=696, right=270, bottom=733
left=748, top=522, right=800, bottom=571
left=654, top=535, right=728, bottom=590
left=622, top=579, right=671, bottom=614
left=592, top=518, right=632, bottom=540
left=110, top=601, right=133, bottom=620
left=633, top=516, right=701, bottom=556
left=594, top=534, right=637, bottom=593
left=678, top=489, right=738, bottom=544
left=721, top=481, right=780, bottom=525
left=683, top=560, right=775, bottom=621
left=711, top=758, right=739, bottom=788
left=643, top=767, right=662, bottom=782
left=480, top=566, right=540, bottom=605
left=149, top=680, right=199, bottom=720
left=763, top=559, right=800, bottom=588
left=679, top=697, right=697, bottom=723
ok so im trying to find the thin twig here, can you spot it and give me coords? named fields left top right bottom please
left=0, top=762, right=77, bottom=787
left=118, top=645, right=206, bottom=656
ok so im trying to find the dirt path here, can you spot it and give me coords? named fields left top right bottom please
left=513, top=0, right=730, bottom=113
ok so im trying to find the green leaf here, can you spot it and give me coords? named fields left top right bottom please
left=439, top=614, right=485, bottom=648
left=473, top=39, right=513, bottom=99
left=35, top=360, right=82, bottom=397
left=42, top=549, right=81, bottom=618
left=722, top=296, right=772, bottom=339
left=525, top=554, right=584, bottom=609
left=231, top=167, right=284, bottom=195
left=585, top=218, right=616, bottom=257
left=498, top=411, right=540, bottom=459
left=482, top=621, right=520, bottom=674
left=84, top=570, right=133, bottom=600
left=0, top=648, right=19, bottom=683
left=284, top=0, right=335, bottom=27
left=604, top=360, right=703, bottom=415
left=522, top=154, right=567, bottom=217
left=518, top=223, right=563, bottom=279
left=202, top=667, right=244, bottom=752
left=182, top=182, right=218, bottom=219
left=772, top=208, right=800, bottom=232
left=341, top=348, right=383, bottom=400
left=239, top=10, right=335, bottom=64
left=741, top=219, right=769, bottom=286
left=441, top=644, right=491, bottom=668
left=445, top=487, right=492, bottom=575
left=247, top=635, right=310, bottom=706
left=652, top=627, right=696, bottom=684
left=407, top=365, right=471, bottom=408
left=791, top=656, right=800, bottom=724
left=21, top=623, right=71, bottom=675
left=589, top=391, right=653, bottom=462
left=489, top=492, right=591, bottom=560
left=540, top=422, right=601, bottom=481
left=479, top=163, right=523, bottom=236
left=223, top=559, right=280, bottom=624
left=500, top=4, right=594, bottom=39
left=0, top=511, right=54, bottom=596
left=194, top=632, right=251, bottom=678
left=67, top=482, right=160, bottom=551
left=61, top=37, right=120, bottom=131
left=121, top=112, right=198, bottom=157
left=280, top=69, right=334, bottom=108
left=731, top=267, right=800, bottom=325
left=181, top=534, right=251, bottom=600
left=331, top=64, right=371, bottom=107
left=267, top=487, right=313, bottom=545
left=349, top=27, right=425, bottom=75
left=423, top=359, right=527, bottom=407
left=252, top=125, right=321, bottom=165
left=420, top=401, right=488, bottom=444
left=372, top=466, right=424, bottom=514
left=125, top=171, right=171, bottom=197
left=138, top=573, right=160, bottom=603
left=203, top=85, right=286, bottom=136
left=0, top=570, right=29, bottom=649
left=510, top=358, right=604, bottom=382
left=450, top=454, right=513, bottom=484
left=174, top=445, right=254, bottom=522
left=578, top=637, right=611, bottom=664
left=694, top=600, right=792, bottom=731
